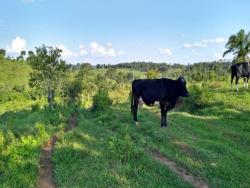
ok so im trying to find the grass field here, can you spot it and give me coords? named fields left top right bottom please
left=52, top=86, right=250, bottom=188
left=0, top=64, right=249, bottom=188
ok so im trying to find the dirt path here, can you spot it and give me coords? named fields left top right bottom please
left=38, top=113, right=77, bottom=188
left=150, top=150, right=210, bottom=188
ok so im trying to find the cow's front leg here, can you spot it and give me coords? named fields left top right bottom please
left=133, top=97, right=139, bottom=123
left=160, top=102, right=167, bottom=127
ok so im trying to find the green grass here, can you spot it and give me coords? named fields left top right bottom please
left=52, top=110, right=192, bottom=188
left=53, top=86, right=250, bottom=188
left=0, top=103, right=72, bottom=188
left=0, top=60, right=31, bottom=89
left=0, top=64, right=249, bottom=188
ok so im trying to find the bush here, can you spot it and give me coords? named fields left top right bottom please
left=185, top=83, right=211, bottom=110
left=12, top=85, right=25, bottom=93
left=0, top=130, right=4, bottom=151
left=92, top=89, right=112, bottom=111
left=64, top=80, right=82, bottom=103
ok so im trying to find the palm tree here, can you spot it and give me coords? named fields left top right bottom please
left=223, top=29, right=250, bottom=63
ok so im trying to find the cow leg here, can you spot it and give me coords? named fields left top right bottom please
left=243, top=78, right=246, bottom=88
left=230, top=74, right=234, bottom=91
left=247, top=77, right=249, bottom=89
left=235, top=77, right=239, bottom=92
left=160, top=102, right=167, bottom=127
left=133, top=96, right=139, bottom=123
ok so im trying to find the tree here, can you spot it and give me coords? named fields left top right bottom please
left=223, top=29, right=250, bottom=63
left=0, top=49, right=6, bottom=62
left=146, top=69, right=159, bottom=79
left=17, top=50, right=26, bottom=61
left=29, top=45, right=67, bottom=106
left=27, top=50, right=35, bottom=62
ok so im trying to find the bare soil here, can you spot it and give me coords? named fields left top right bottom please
left=38, top=113, right=77, bottom=188
left=150, top=150, right=210, bottom=188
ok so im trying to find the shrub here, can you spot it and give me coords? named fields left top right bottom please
left=12, top=85, right=25, bottom=93
left=92, top=89, right=112, bottom=111
left=35, top=122, right=49, bottom=141
left=0, top=130, right=4, bottom=151
left=185, top=83, right=211, bottom=110
left=5, top=130, right=16, bottom=146
left=64, top=80, right=82, bottom=103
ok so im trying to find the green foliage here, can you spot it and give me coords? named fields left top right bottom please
left=185, top=83, right=211, bottom=110
left=92, top=89, right=112, bottom=111
left=64, top=79, right=82, bottom=103
left=0, top=49, right=6, bottom=62
left=29, top=45, right=68, bottom=106
left=0, top=130, right=4, bottom=151
left=146, top=69, right=159, bottom=79
left=35, top=122, right=49, bottom=140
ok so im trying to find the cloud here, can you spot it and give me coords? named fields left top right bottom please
left=89, top=41, right=123, bottom=57
left=53, top=42, right=124, bottom=60
left=183, top=42, right=206, bottom=48
left=57, top=45, right=78, bottom=58
left=79, top=45, right=88, bottom=56
left=202, top=37, right=226, bottom=44
left=7, top=36, right=26, bottom=53
left=183, top=37, right=226, bottom=48
left=159, top=48, right=173, bottom=56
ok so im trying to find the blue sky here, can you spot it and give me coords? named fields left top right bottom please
left=0, top=0, right=250, bottom=64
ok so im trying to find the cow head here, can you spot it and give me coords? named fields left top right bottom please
left=177, top=77, right=189, bottom=97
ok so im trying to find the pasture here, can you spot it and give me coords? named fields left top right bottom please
left=0, top=60, right=249, bottom=188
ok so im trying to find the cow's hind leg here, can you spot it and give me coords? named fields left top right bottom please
left=246, top=76, right=249, bottom=89
left=243, top=78, right=246, bottom=88
left=160, top=102, right=167, bottom=127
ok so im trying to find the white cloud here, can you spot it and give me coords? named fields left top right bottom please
left=57, top=45, right=78, bottom=58
left=183, top=37, right=226, bottom=48
left=106, top=42, right=112, bottom=47
left=117, top=50, right=124, bottom=55
left=89, top=41, right=123, bottom=57
left=202, top=37, right=226, bottom=44
left=159, top=48, right=173, bottom=56
left=7, top=36, right=26, bottom=53
left=79, top=45, right=88, bottom=56
left=184, top=55, right=188, bottom=59
left=183, top=42, right=207, bottom=48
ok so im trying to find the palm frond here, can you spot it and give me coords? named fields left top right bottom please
left=223, top=49, right=233, bottom=57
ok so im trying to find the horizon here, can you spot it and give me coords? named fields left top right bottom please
left=1, top=0, right=250, bottom=65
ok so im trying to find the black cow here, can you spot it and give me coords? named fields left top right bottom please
left=230, top=62, right=250, bottom=91
left=131, top=76, right=189, bottom=127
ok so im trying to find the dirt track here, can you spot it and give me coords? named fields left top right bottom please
left=38, top=113, right=77, bottom=188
